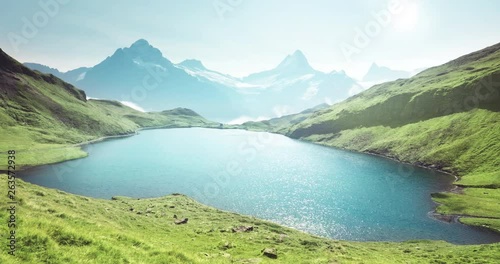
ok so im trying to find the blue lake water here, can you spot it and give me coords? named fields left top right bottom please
left=19, top=128, right=500, bottom=244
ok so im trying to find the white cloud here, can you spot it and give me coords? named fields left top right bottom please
left=120, top=101, right=146, bottom=112
left=348, top=84, right=366, bottom=96
left=227, top=116, right=270, bottom=125
left=301, top=83, right=319, bottom=100
left=86, top=97, right=146, bottom=112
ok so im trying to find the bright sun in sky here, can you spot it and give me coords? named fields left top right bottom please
left=392, top=2, right=420, bottom=32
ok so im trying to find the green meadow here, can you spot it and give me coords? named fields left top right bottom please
left=240, top=43, right=500, bottom=233
left=1, top=174, right=499, bottom=263
left=0, top=41, right=499, bottom=263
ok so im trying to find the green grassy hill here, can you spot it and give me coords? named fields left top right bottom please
left=255, top=42, right=500, bottom=232
left=0, top=48, right=217, bottom=170
left=1, top=47, right=499, bottom=263
left=236, top=103, right=330, bottom=133
left=1, top=174, right=499, bottom=263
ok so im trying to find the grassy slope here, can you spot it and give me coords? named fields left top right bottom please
left=269, top=43, right=500, bottom=232
left=0, top=48, right=217, bottom=169
left=0, top=48, right=499, bottom=262
left=1, top=174, right=499, bottom=264
left=236, top=103, right=330, bottom=134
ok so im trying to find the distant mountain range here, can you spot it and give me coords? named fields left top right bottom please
left=23, top=39, right=413, bottom=121
left=0, top=47, right=217, bottom=169
left=24, top=62, right=90, bottom=84
left=362, top=63, right=411, bottom=83
left=236, top=42, right=500, bottom=235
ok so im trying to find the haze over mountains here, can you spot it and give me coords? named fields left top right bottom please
left=362, top=63, right=411, bottom=83
left=23, top=62, right=90, bottom=84
left=24, top=39, right=412, bottom=122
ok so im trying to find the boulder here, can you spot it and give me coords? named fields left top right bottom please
left=174, top=218, right=188, bottom=225
left=261, top=248, right=278, bottom=259
left=232, top=226, right=254, bottom=233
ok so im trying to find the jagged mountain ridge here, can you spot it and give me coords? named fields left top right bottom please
left=22, top=39, right=396, bottom=121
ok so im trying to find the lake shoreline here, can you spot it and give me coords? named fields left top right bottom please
left=4, top=124, right=219, bottom=172
left=4, top=173, right=499, bottom=263
left=290, top=137, right=500, bottom=234
left=13, top=126, right=500, bottom=238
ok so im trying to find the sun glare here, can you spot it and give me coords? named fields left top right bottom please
left=393, top=2, right=419, bottom=32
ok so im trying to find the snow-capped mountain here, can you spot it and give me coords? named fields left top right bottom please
left=240, top=50, right=358, bottom=116
left=173, top=50, right=358, bottom=117
left=58, top=39, right=246, bottom=120
left=24, top=40, right=359, bottom=121
left=243, top=50, right=316, bottom=86
left=175, top=59, right=258, bottom=90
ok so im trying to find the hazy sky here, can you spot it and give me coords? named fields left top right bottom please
left=1, top=0, right=499, bottom=79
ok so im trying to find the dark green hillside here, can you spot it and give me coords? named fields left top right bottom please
left=289, top=42, right=500, bottom=139
left=237, top=103, right=330, bottom=133
left=0, top=49, right=217, bottom=169
left=0, top=46, right=499, bottom=263
left=276, top=43, right=500, bottom=232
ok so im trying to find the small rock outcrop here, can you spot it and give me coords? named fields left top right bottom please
left=261, top=248, right=278, bottom=259
left=232, top=226, right=254, bottom=233
left=174, top=218, right=188, bottom=225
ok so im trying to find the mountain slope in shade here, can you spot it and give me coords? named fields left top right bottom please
left=243, top=50, right=316, bottom=85
left=23, top=41, right=359, bottom=121
left=362, top=63, right=410, bottom=83
left=173, top=50, right=360, bottom=117
left=0, top=48, right=216, bottom=168
left=239, top=50, right=359, bottom=116
left=68, top=39, right=245, bottom=120
left=23, top=62, right=64, bottom=77
left=24, top=62, right=90, bottom=84
left=236, top=103, right=331, bottom=133
left=281, top=42, right=500, bottom=232
left=174, top=59, right=257, bottom=89
left=235, top=42, right=500, bottom=233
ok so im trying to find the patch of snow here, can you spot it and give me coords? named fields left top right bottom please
left=301, top=82, right=320, bottom=100
left=154, top=64, right=166, bottom=71
left=76, top=72, right=86, bottom=82
left=262, top=74, right=315, bottom=89
left=175, top=65, right=261, bottom=89
left=227, top=115, right=270, bottom=125
left=120, top=101, right=146, bottom=112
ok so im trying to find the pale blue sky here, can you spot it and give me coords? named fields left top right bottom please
left=1, top=0, right=499, bottom=78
